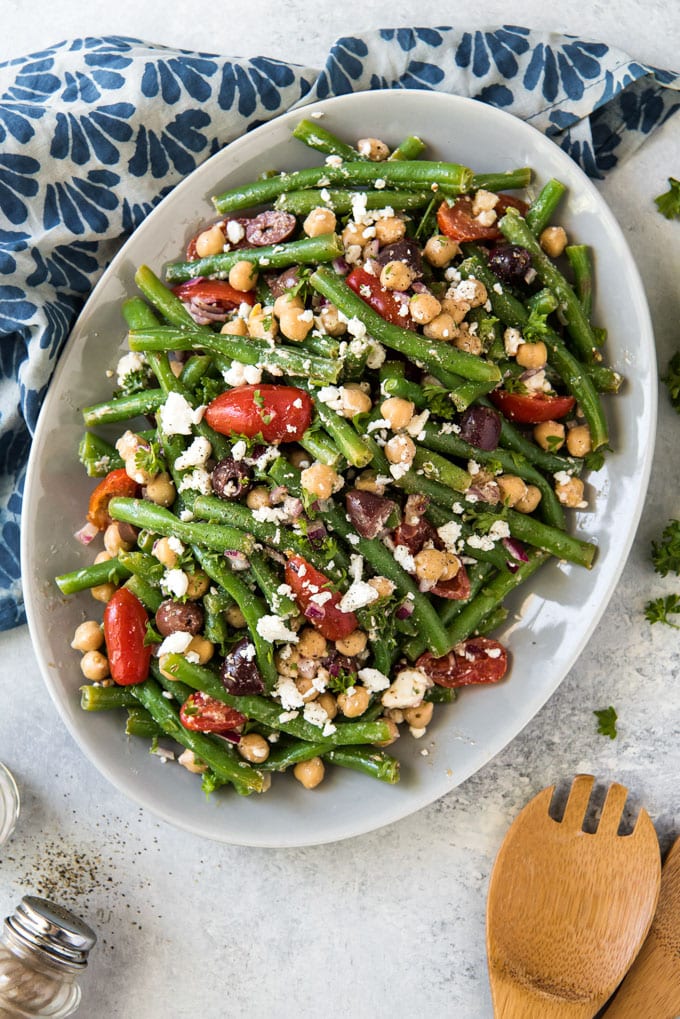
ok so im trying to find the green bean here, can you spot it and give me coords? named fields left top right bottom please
left=499, top=507, right=596, bottom=568
left=164, top=233, right=343, bottom=283
left=82, top=389, right=165, bottom=427
left=134, top=265, right=199, bottom=328
left=295, top=381, right=373, bottom=467
left=292, top=119, right=360, bottom=161
left=116, top=550, right=164, bottom=584
left=310, top=267, right=501, bottom=385
left=525, top=178, right=567, bottom=235
left=128, top=327, right=341, bottom=386
left=260, top=739, right=333, bottom=771
left=80, top=685, right=137, bottom=711
left=424, top=686, right=456, bottom=704
left=298, top=429, right=343, bottom=467
left=180, top=354, right=214, bottom=389
left=132, top=678, right=265, bottom=793
left=298, top=332, right=342, bottom=360
left=588, top=364, right=623, bottom=394
left=389, top=135, right=426, bottom=161
left=471, top=168, right=532, bottom=192
left=248, top=550, right=297, bottom=617
left=212, top=160, right=475, bottom=213
left=125, top=707, right=162, bottom=739
left=499, top=208, right=600, bottom=365
left=274, top=189, right=432, bottom=216
left=474, top=604, right=509, bottom=637
left=123, top=573, right=164, bottom=613
left=566, top=244, right=593, bottom=317
left=78, top=433, right=124, bottom=477
left=56, top=557, right=131, bottom=596
left=476, top=396, right=582, bottom=476
left=412, top=447, right=471, bottom=494
left=326, top=747, right=400, bottom=784
left=162, top=654, right=394, bottom=746
left=108, top=497, right=255, bottom=555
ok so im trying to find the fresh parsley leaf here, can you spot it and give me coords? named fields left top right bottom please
left=654, top=177, right=680, bottom=220
left=662, top=351, right=680, bottom=413
left=583, top=449, right=606, bottom=472
left=194, top=376, right=223, bottom=405
left=422, top=384, right=457, bottom=420
left=327, top=666, right=359, bottom=695
left=522, top=305, right=551, bottom=343
left=253, top=388, right=265, bottom=408
left=651, top=520, right=680, bottom=576
left=134, top=440, right=165, bottom=477
left=644, top=594, right=680, bottom=628
left=144, top=621, right=163, bottom=647
left=414, top=195, right=438, bottom=240
left=594, top=705, right=618, bottom=739
left=117, top=367, right=153, bottom=396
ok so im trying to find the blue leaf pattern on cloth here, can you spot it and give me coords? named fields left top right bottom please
left=0, top=27, right=679, bottom=628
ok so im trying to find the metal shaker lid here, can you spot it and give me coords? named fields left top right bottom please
left=4, top=896, right=97, bottom=969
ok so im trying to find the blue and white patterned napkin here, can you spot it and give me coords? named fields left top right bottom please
left=1, top=26, right=678, bottom=628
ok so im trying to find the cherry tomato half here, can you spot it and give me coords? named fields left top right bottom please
left=205, top=384, right=313, bottom=444
left=103, top=588, right=152, bottom=686
left=431, top=564, right=471, bottom=601
left=416, top=637, right=508, bottom=688
left=179, top=691, right=247, bottom=733
left=436, top=194, right=528, bottom=243
left=489, top=390, right=576, bottom=424
left=284, top=555, right=358, bottom=642
left=346, top=266, right=413, bottom=328
left=171, top=278, right=255, bottom=310
left=87, top=468, right=138, bottom=531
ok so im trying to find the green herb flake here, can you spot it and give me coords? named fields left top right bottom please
left=654, top=177, right=680, bottom=220
left=594, top=705, right=618, bottom=739
left=644, top=594, right=680, bottom=629
left=651, top=520, right=680, bottom=577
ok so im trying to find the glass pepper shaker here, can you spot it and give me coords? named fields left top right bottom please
left=0, top=896, right=96, bottom=1017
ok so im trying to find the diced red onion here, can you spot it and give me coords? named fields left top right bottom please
left=186, top=298, right=230, bottom=324
left=283, top=496, right=304, bottom=520
left=218, top=730, right=242, bottom=745
left=467, top=480, right=501, bottom=504
left=269, top=485, right=288, bottom=505
left=74, top=521, right=99, bottom=546
left=395, top=600, right=414, bottom=620
left=411, top=281, right=433, bottom=295
left=224, top=550, right=250, bottom=571
left=502, top=537, right=529, bottom=568
left=306, top=520, right=328, bottom=545
left=304, top=602, right=326, bottom=622
left=332, top=257, right=349, bottom=276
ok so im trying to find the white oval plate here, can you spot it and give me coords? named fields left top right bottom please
left=22, top=90, right=656, bottom=847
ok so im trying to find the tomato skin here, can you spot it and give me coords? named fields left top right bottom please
left=431, top=565, right=471, bottom=601
left=179, top=691, right=247, bottom=733
left=489, top=390, right=576, bottom=424
left=87, top=469, right=138, bottom=531
left=103, top=589, right=152, bottom=686
left=205, top=384, right=313, bottom=444
left=346, top=267, right=413, bottom=328
left=284, top=555, right=358, bottom=642
left=171, top=278, right=255, bottom=310
left=416, top=637, right=508, bottom=688
left=436, top=195, right=528, bottom=243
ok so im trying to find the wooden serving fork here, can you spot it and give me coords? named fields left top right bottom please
left=486, top=775, right=661, bottom=1018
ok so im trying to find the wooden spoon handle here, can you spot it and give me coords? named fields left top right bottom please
left=603, top=931, right=680, bottom=1018
left=490, top=972, right=597, bottom=1018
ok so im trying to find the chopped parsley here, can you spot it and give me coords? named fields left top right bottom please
left=521, top=305, right=551, bottom=343
left=662, top=351, right=680, bottom=413
left=594, top=705, right=618, bottom=739
left=654, top=177, right=680, bottom=220
left=422, top=384, right=457, bottom=420
left=651, top=520, right=680, bottom=577
left=134, top=440, right=166, bottom=477
left=644, top=594, right=680, bottom=629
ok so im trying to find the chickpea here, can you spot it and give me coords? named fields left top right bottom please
left=317, top=692, right=338, bottom=720
left=103, top=522, right=135, bottom=556
left=516, top=340, right=548, bottom=370
left=124, top=446, right=156, bottom=486
left=275, top=646, right=300, bottom=678
left=337, top=685, right=370, bottom=718
left=80, top=650, right=110, bottom=681
left=273, top=293, right=303, bottom=318
left=94, top=551, right=112, bottom=565
left=375, top=216, right=406, bottom=245
left=354, top=470, right=386, bottom=495
left=293, top=756, right=325, bottom=789
left=297, top=628, right=328, bottom=659
left=335, top=629, right=367, bottom=657
left=409, top=292, right=442, bottom=325
left=340, top=384, right=372, bottom=418
left=455, top=278, right=487, bottom=308
left=295, top=675, right=320, bottom=702
left=279, top=306, right=314, bottom=342
left=302, top=207, right=337, bottom=237
left=246, top=486, right=272, bottom=510
left=540, top=225, right=568, bottom=258
left=71, top=620, right=103, bottom=653
left=380, top=396, right=414, bottom=431
left=185, top=571, right=210, bottom=600
left=379, top=260, right=415, bottom=292
left=440, top=296, right=470, bottom=325
left=453, top=327, right=483, bottom=356
left=342, top=222, right=372, bottom=248
left=440, top=553, right=461, bottom=581
left=356, top=136, right=390, bottom=161
left=423, top=234, right=460, bottom=267
left=195, top=224, right=226, bottom=258
left=533, top=420, right=565, bottom=452
left=423, top=312, right=457, bottom=342
left=374, top=717, right=400, bottom=747
left=319, top=303, right=347, bottom=336
left=220, top=317, right=248, bottom=337
left=153, top=536, right=180, bottom=569
left=555, top=476, right=586, bottom=508
left=300, top=462, right=341, bottom=500
left=403, top=701, right=434, bottom=728
left=368, top=576, right=395, bottom=599
left=497, top=474, right=529, bottom=508
left=228, top=260, right=258, bottom=293
left=414, top=548, right=448, bottom=583
left=115, top=430, right=143, bottom=462
left=248, top=304, right=278, bottom=341
left=90, top=581, right=117, bottom=603
left=567, top=424, right=592, bottom=457
left=178, top=749, right=208, bottom=774
left=186, top=635, right=214, bottom=664
left=145, top=472, right=176, bottom=508
left=225, top=605, right=247, bottom=628
left=288, top=448, right=311, bottom=470
left=385, top=433, right=416, bottom=466
left=514, top=485, right=542, bottom=514
left=238, top=733, right=270, bottom=764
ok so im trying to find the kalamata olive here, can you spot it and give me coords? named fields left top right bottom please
left=459, top=406, right=501, bottom=451
left=322, top=650, right=357, bottom=678
left=375, top=238, right=424, bottom=278
left=267, top=265, right=301, bottom=298
left=220, top=637, right=265, bottom=695
left=345, top=489, right=398, bottom=539
left=245, top=211, right=296, bottom=246
left=211, top=457, right=253, bottom=500
left=116, top=521, right=140, bottom=545
left=488, top=244, right=532, bottom=284
left=393, top=518, right=439, bottom=555
left=155, top=600, right=204, bottom=637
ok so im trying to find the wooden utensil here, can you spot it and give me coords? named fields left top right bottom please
left=486, top=775, right=661, bottom=1018
left=604, top=834, right=680, bottom=1018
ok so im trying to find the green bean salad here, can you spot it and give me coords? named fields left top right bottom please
left=57, top=120, right=621, bottom=797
